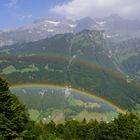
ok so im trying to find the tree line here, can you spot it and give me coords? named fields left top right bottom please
left=0, top=76, right=140, bottom=140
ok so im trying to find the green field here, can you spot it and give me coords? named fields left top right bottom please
left=2, top=65, right=39, bottom=75
left=11, top=86, right=120, bottom=123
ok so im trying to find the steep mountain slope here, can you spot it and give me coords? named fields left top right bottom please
left=107, top=37, right=140, bottom=82
left=0, top=30, right=115, bottom=69
left=0, top=30, right=140, bottom=110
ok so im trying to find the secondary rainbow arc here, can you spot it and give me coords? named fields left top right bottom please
left=0, top=53, right=126, bottom=80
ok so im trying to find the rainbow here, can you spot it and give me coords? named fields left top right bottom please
left=0, top=53, right=125, bottom=80
left=10, top=83, right=126, bottom=114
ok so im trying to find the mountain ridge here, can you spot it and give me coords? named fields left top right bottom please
left=1, top=14, right=140, bottom=47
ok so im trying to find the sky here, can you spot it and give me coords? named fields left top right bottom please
left=0, top=0, right=69, bottom=28
left=1, top=0, right=140, bottom=28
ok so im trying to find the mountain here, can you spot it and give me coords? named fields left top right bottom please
left=77, top=14, right=140, bottom=41
left=95, top=14, right=140, bottom=31
left=74, top=17, right=96, bottom=33
left=1, top=14, right=140, bottom=47
left=1, top=30, right=140, bottom=110
left=107, top=37, right=140, bottom=82
left=0, top=30, right=115, bottom=69
left=0, top=18, right=76, bottom=47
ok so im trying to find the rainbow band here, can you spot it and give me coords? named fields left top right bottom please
left=10, top=83, right=126, bottom=114
left=0, top=53, right=125, bottom=80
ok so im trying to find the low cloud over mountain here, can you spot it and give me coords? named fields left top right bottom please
left=50, top=0, right=140, bottom=20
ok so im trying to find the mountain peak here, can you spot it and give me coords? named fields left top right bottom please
left=95, top=14, right=122, bottom=22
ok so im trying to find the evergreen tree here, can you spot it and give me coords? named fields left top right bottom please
left=109, top=113, right=140, bottom=140
left=0, top=77, right=32, bottom=139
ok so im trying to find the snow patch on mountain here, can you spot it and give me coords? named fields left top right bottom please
left=96, top=21, right=106, bottom=26
left=69, top=24, right=77, bottom=28
left=106, top=35, right=112, bottom=38
left=47, top=29, right=54, bottom=32
left=45, top=20, right=60, bottom=26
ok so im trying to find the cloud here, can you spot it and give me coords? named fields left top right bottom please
left=7, top=0, right=19, bottom=8
left=17, top=14, right=32, bottom=21
left=50, top=0, right=140, bottom=19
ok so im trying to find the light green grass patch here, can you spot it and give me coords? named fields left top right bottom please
left=20, top=67, right=39, bottom=73
left=75, top=111, right=118, bottom=122
left=0, top=60, right=8, bottom=63
left=2, top=65, right=39, bottom=75
left=2, top=65, right=17, bottom=74
left=44, top=64, right=49, bottom=70
left=29, top=109, right=40, bottom=121
left=137, top=70, right=140, bottom=75
left=68, top=97, right=100, bottom=108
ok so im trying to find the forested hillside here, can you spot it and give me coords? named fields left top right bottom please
left=1, top=77, right=140, bottom=139
left=0, top=30, right=140, bottom=110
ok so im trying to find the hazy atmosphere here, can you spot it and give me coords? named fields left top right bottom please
left=1, top=0, right=140, bottom=139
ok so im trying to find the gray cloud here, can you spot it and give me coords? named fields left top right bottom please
left=50, top=0, right=140, bottom=19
